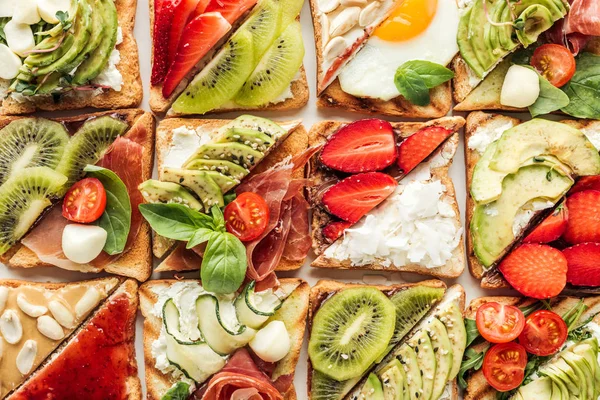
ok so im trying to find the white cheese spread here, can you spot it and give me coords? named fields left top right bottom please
left=467, top=121, right=515, bottom=154
left=162, top=126, right=213, bottom=170
left=91, top=27, right=124, bottom=91
left=511, top=200, right=554, bottom=237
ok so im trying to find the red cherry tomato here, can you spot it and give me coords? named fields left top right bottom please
left=531, top=44, right=576, bottom=88
left=483, top=342, right=528, bottom=392
left=224, top=192, right=270, bottom=242
left=518, top=310, right=568, bottom=356
left=62, top=178, right=107, bottom=223
left=476, top=302, right=526, bottom=343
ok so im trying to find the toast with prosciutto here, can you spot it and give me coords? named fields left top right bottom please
left=139, top=278, right=309, bottom=400
left=0, top=109, right=154, bottom=281
left=465, top=111, right=600, bottom=294
left=0, top=278, right=141, bottom=400
left=308, top=117, right=466, bottom=279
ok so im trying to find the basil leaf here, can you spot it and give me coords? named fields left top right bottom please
left=394, top=68, right=430, bottom=106
left=527, top=67, right=570, bottom=117
left=561, top=53, right=600, bottom=119
left=458, top=346, right=489, bottom=389
left=211, top=205, right=225, bottom=232
left=83, top=165, right=131, bottom=255
left=161, top=382, right=190, bottom=400
left=465, top=318, right=480, bottom=347
left=224, top=192, right=237, bottom=206
left=399, top=60, right=455, bottom=88
left=201, top=232, right=247, bottom=294
left=139, top=203, right=214, bottom=241
left=187, top=228, right=219, bottom=249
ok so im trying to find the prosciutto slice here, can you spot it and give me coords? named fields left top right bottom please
left=546, top=0, right=600, bottom=54
left=201, top=349, right=283, bottom=400
left=20, top=126, right=147, bottom=272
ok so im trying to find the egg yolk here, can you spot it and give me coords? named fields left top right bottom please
left=374, top=0, right=438, bottom=42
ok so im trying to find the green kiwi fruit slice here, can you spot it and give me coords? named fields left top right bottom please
left=240, top=0, right=282, bottom=59
left=0, top=118, right=69, bottom=186
left=0, top=167, right=68, bottom=255
left=234, top=21, right=304, bottom=107
left=280, top=0, right=304, bottom=28
left=57, top=116, right=128, bottom=187
left=171, top=29, right=255, bottom=115
left=308, top=287, right=396, bottom=382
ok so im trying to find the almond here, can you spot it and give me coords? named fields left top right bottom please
left=16, top=340, right=37, bottom=375
left=0, top=310, right=23, bottom=344
left=330, top=7, right=361, bottom=37
left=359, top=2, right=380, bottom=27
left=0, top=337, right=4, bottom=362
left=0, top=287, right=8, bottom=314
left=341, top=0, right=368, bottom=6
left=37, top=315, right=64, bottom=340
left=318, top=0, right=340, bottom=13
left=75, top=287, right=101, bottom=319
left=48, top=300, right=75, bottom=329
left=321, top=13, right=330, bottom=46
left=17, top=293, right=48, bottom=318
left=324, top=36, right=348, bottom=61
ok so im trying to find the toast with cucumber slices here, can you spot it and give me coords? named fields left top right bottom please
left=0, top=109, right=154, bottom=281
left=0, top=0, right=143, bottom=115
left=139, top=278, right=310, bottom=400
left=465, top=111, right=600, bottom=292
left=307, top=279, right=466, bottom=400
left=308, top=117, right=466, bottom=279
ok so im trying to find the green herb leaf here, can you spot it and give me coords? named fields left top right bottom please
left=511, top=48, right=534, bottom=66
left=138, top=203, right=214, bottom=241
left=55, top=11, right=72, bottom=31
left=568, top=324, right=592, bottom=342
left=561, top=299, right=588, bottom=331
left=0, top=17, right=8, bottom=45
left=160, top=382, right=190, bottom=400
left=526, top=67, right=570, bottom=117
left=519, top=301, right=546, bottom=317
left=561, top=53, right=600, bottom=119
left=83, top=165, right=131, bottom=255
left=224, top=192, right=237, bottom=206
left=465, top=318, right=480, bottom=347
left=458, top=346, right=489, bottom=389
left=398, top=60, right=455, bottom=88
left=186, top=228, right=219, bottom=249
left=394, top=68, right=431, bottom=106
left=211, top=205, right=225, bottom=232
left=201, top=232, right=247, bottom=294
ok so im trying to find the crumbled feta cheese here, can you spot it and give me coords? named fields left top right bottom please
left=512, top=200, right=554, bottom=237
left=92, top=49, right=123, bottom=91
left=163, top=126, right=213, bottom=170
left=467, top=121, right=515, bottom=154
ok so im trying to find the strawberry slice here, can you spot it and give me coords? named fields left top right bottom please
left=162, top=13, right=231, bottom=98
left=499, top=244, right=567, bottom=299
left=320, top=119, right=396, bottom=173
left=152, top=0, right=181, bottom=85
left=563, top=243, right=600, bottom=287
left=397, top=126, right=453, bottom=174
left=168, top=0, right=202, bottom=68
left=563, top=190, right=600, bottom=244
left=323, top=221, right=353, bottom=242
left=205, top=0, right=257, bottom=24
left=523, top=203, right=568, bottom=244
left=193, top=0, right=210, bottom=16
left=569, top=176, right=600, bottom=195
left=322, top=172, right=397, bottom=224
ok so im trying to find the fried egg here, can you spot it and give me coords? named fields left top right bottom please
left=338, top=0, right=460, bottom=101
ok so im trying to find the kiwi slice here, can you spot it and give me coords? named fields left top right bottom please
left=280, top=0, right=304, bottom=28
left=234, top=21, right=304, bottom=107
left=171, top=29, right=255, bottom=115
left=0, top=167, right=67, bottom=255
left=57, top=116, right=128, bottom=186
left=240, top=0, right=282, bottom=59
left=0, top=118, right=69, bottom=186
left=308, top=287, right=396, bottom=382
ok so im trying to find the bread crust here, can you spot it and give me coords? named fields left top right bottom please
left=139, top=278, right=310, bottom=400
left=0, top=109, right=155, bottom=282
left=0, top=0, right=143, bottom=115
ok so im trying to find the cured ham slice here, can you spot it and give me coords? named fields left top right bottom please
left=155, top=242, right=203, bottom=272
left=546, top=0, right=600, bottom=54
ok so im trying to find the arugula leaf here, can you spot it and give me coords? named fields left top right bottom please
left=519, top=301, right=546, bottom=317
left=458, top=346, right=489, bottom=389
left=568, top=324, right=593, bottom=342
left=561, top=299, right=588, bottom=331
left=528, top=68, right=570, bottom=117
left=160, top=382, right=190, bottom=400
left=201, top=232, right=247, bottom=294
left=138, top=203, right=214, bottom=241
left=394, top=60, right=454, bottom=106
left=84, top=165, right=131, bottom=255
left=561, top=53, right=600, bottom=119
left=465, top=318, right=480, bottom=347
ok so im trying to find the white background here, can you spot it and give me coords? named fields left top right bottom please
left=0, top=1, right=520, bottom=398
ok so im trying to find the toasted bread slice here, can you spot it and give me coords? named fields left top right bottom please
left=4, top=279, right=141, bottom=400
left=151, top=118, right=309, bottom=273
left=463, top=295, right=600, bottom=400
left=0, top=109, right=155, bottom=282
left=0, top=0, right=142, bottom=115
left=309, top=117, right=466, bottom=279
left=139, top=278, right=310, bottom=400
left=306, top=280, right=465, bottom=400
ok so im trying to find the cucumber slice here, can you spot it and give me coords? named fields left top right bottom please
left=165, top=333, right=225, bottom=384
left=235, top=281, right=283, bottom=329
left=197, top=294, right=256, bottom=355
left=162, top=299, right=202, bottom=345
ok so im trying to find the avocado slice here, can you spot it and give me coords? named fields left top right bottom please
left=67, top=0, right=106, bottom=75
left=378, top=359, right=408, bottom=400
left=471, top=164, right=572, bottom=267
left=408, top=330, right=436, bottom=400
left=161, top=168, right=224, bottom=211
left=397, top=345, right=422, bottom=400
left=545, top=359, right=581, bottom=397
left=516, top=5, right=556, bottom=47
left=203, top=171, right=238, bottom=193
left=219, top=127, right=275, bottom=152
left=138, top=180, right=203, bottom=211
left=185, top=159, right=249, bottom=181
left=561, top=352, right=592, bottom=399
left=25, top=35, right=76, bottom=69
left=515, top=377, right=554, bottom=399
left=436, top=301, right=467, bottom=380
left=426, top=318, right=453, bottom=400
left=360, top=373, right=384, bottom=400
left=216, top=115, right=287, bottom=140
left=457, top=7, right=485, bottom=77
left=544, top=370, right=570, bottom=400
left=573, top=338, right=600, bottom=397
left=183, top=142, right=264, bottom=170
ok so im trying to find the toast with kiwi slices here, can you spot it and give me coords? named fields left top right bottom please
left=307, top=279, right=466, bottom=400
left=464, top=111, right=600, bottom=292
left=139, top=278, right=309, bottom=400
left=149, top=0, right=309, bottom=115
left=144, top=115, right=309, bottom=274
left=462, top=295, right=600, bottom=400
left=0, top=0, right=142, bottom=115
left=0, top=109, right=154, bottom=281
left=307, top=117, right=466, bottom=279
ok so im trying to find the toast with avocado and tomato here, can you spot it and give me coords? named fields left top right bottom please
left=0, top=0, right=143, bottom=115
left=307, top=117, right=466, bottom=279
left=149, top=0, right=309, bottom=115
left=140, top=115, right=311, bottom=281
left=0, top=278, right=141, bottom=400
left=465, top=111, right=600, bottom=294
left=310, top=0, right=461, bottom=117
left=306, top=279, right=466, bottom=400
left=452, top=0, right=600, bottom=119
left=139, top=278, right=309, bottom=400
left=0, top=109, right=154, bottom=281
left=462, top=295, right=600, bottom=400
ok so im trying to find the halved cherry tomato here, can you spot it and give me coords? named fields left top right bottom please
left=483, top=342, right=528, bottom=392
left=62, top=178, right=107, bottom=223
left=531, top=44, right=576, bottom=88
left=224, top=192, right=270, bottom=242
left=518, top=310, right=567, bottom=356
left=476, top=302, right=525, bottom=343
